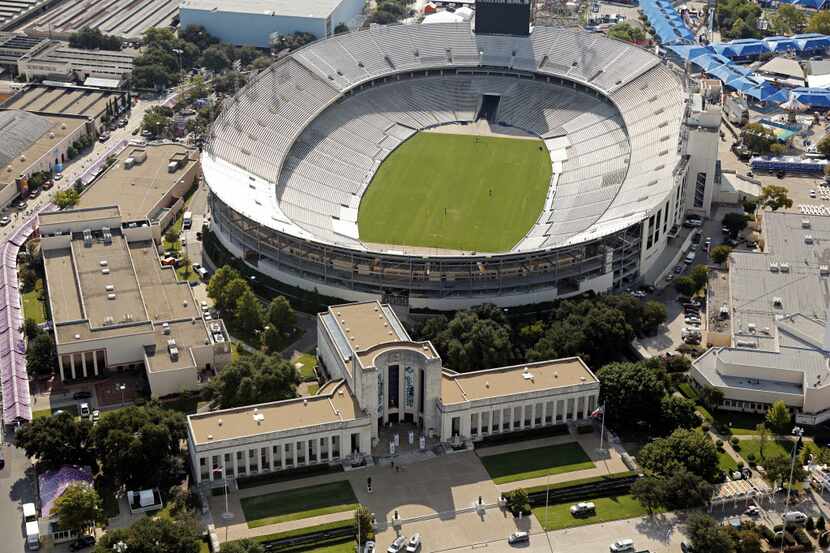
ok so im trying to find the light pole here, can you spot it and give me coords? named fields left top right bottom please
left=117, top=383, right=126, bottom=405
left=172, top=48, right=183, bottom=95
left=543, top=474, right=554, bottom=553
left=780, top=426, right=804, bottom=551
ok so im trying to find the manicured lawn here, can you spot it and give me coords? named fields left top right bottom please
left=737, top=438, right=794, bottom=463
left=294, top=352, right=318, bottom=381
left=22, top=278, right=46, bottom=324
left=711, top=410, right=765, bottom=435
left=358, top=132, right=551, bottom=252
left=479, top=442, right=595, bottom=485
left=300, top=540, right=356, bottom=553
left=33, top=404, right=79, bottom=419
left=677, top=383, right=699, bottom=401
left=695, top=405, right=714, bottom=423
left=176, top=265, right=200, bottom=283
left=717, top=450, right=738, bottom=472
left=307, top=383, right=320, bottom=395
left=532, top=494, right=656, bottom=531
left=240, top=481, right=358, bottom=528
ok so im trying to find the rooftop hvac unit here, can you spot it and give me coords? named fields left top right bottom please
left=769, top=262, right=779, bottom=272
left=822, top=265, right=830, bottom=276
left=83, top=229, right=92, bottom=247
left=806, top=235, right=814, bottom=244
left=107, top=293, right=116, bottom=300
left=101, top=268, right=110, bottom=275
left=773, top=297, right=783, bottom=307
left=169, top=346, right=179, bottom=361
left=102, top=226, right=111, bottom=244
left=735, top=340, right=757, bottom=348
left=803, top=219, right=812, bottom=228
left=99, top=260, right=108, bottom=266
left=748, top=323, right=756, bottom=332
left=253, top=413, right=265, bottom=424
left=105, top=285, right=114, bottom=291
left=780, top=263, right=790, bottom=273
left=162, top=322, right=170, bottom=335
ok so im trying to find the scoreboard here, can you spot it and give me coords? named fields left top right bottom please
left=474, top=0, right=531, bottom=36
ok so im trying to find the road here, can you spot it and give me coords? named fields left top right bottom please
left=0, top=433, right=35, bottom=553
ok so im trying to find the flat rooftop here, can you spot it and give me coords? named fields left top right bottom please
left=3, top=85, right=117, bottom=118
left=39, top=206, right=120, bottom=226
left=0, top=110, right=86, bottom=194
left=145, top=319, right=211, bottom=372
left=128, top=240, right=200, bottom=321
left=188, top=380, right=362, bottom=445
left=324, top=301, right=409, bottom=355
left=25, top=43, right=136, bottom=72
left=76, top=144, right=197, bottom=221
left=441, top=357, right=598, bottom=405
left=180, top=0, right=348, bottom=18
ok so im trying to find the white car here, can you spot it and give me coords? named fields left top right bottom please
left=810, top=189, right=817, bottom=198
left=405, top=533, right=421, bottom=553
left=507, top=532, right=529, bottom=545
left=388, top=537, right=406, bottom=553
left=364, top=541, right=376, bottom=553
left=610, top=539, right=635, bottom=552
left=569, top=502, right=596, bottom=517
left=0, top=217, right=10, bottom=226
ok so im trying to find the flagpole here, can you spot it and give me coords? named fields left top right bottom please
left=599, top=404, right=606, bottom=451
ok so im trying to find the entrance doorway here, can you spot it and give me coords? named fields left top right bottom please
left=477, top=94, right=501, bottom=123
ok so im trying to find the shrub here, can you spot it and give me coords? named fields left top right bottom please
left=702, top=423, right=711, bottom=432
left=760, top=525, right=776, bottom=542
left=820, top=531, right=830, bottom=548
left=716, top=439, right=724, bottom=447
left=818, top=516, right=826, bottom=531
left=747, top=453, right=756, bottom=462
left=807, top=517, right=815, bottom=532
left=737, top=461, right=745, bottom=469
left=731, top=436, right=740, bottom=446
left=794, top=527, right=811, bottom=546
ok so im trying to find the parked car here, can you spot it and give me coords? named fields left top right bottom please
left=784, top=511, right=808, bottom=525
left=0, top=217, right=10, bottom=226
left=0, top=449, right=5, bottom=469
left=69, top=535, right=96, bottom=551
left=508, top=532, right=529, bottom=545
left=609, top=539, right=635, bottom=552
left=674, top=265, right=684, bottom=274
left=570, top=502, right=596, bottom=517
left=680, top=542, right=694, bottom=553
left=364, top=541, right=376, bottom=553
left=744, top=505, right=760, bottom=517
left=73, top=391, right=92, bottom=400
left=388, top=537, right=407, bottom=553
left=405, top=533, right=421, bottom=553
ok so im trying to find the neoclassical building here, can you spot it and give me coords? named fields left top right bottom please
left=187, top=301, right=599, bottom=483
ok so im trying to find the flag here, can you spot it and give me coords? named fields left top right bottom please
left=212, top=465, right=223, bottom=475
left=591, top=405, right=604, bottom=419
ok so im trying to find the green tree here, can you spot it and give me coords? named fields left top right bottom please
left=131, top=64, right=171, bottom=90
left=55, top=189, right=80, bottom=208
left=54, top=484, right=104, bottom=536
left=674, top=276, right=698, bottom=297
left=22, top=317, right=41, bottom=340
left=756, top=423, right=769, bottom=460
left=504, top=488, right=530, bottom=516
left=807, top=10, right=830, bottom=34
left=15, top=412, right=95, bottom=469
left=271, top=32, right=317, bottom=51
left=92, top=404, right=187, bottom=489
left=766, top=400, right=792, bottom=434
left=354, top=505, right=374, bottom=544
left=69, top=27, right=122, bottom=50
left=179, top=25, right=220, bottom=50
left=200, top=45, right=231, bottom=73
left=658, top=395, right=699, bottom=435
left=207, top=265, right=243, bottom=311
left=94, top=512, right=201, bottom=553
left=638, top=428, right=721, bottom=482
left=722, top=212, right=748, bottom=238
left=689, top=264, right=709, bottom=292
left=642, top=300, right=667, bottom=334
left=759, top=184, right=793, bottom=212
left=266, top=296, right=296, bottom=336
left=235, top=288, right=265, bottom=337
left=142, top=107, right=171, bottom=137
left=770, top=4, right=805, bottom=35
left=261, top=325, right=283, bottom=354
left=421, top=304, right=513, bottom=372
left=252, top=56, right=274, bottom=70
left=742, top=123, right=777, bottom=155
left=207, top=351, right=299, bottom=409
left=596, top=362, right=666, bottom=431
left=736, top=529, right=762, bottom=553
left=700, top=386, right=724, bottom=409
left=764, top=453, right=806, bottom=487
left=26, top=332, right=57, bottom=376
left=334, top=23, right=350, bottom=34
left=717, top=0, right=762, bottom=39
left=220, top=539, right=265, bottom=553
left=607, top=22, right=646, bottom=43
left=769, top=143, right=787, bottom=156
left=710, top=245, right=733, bottom=265
left=630, top=476, right=663, bottom=515
left=687, top=512, right=736, bottom=553
left=659, top=467, right=713, bottom=509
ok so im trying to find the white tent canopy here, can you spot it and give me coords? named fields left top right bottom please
left=423, top=11, right=463, bottom=24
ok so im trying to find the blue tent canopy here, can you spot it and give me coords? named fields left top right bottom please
left=764, top=36, right=799, bottom=52
left=690, top=53, right=731, bottom=71
left=667, top=44, right=714, bottom=60
left=793, top=34, right=830, bottom=52
left=792, top=88, right=830, bottom=108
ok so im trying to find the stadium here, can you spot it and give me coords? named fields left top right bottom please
left=203, top=22, right=689, bottom=309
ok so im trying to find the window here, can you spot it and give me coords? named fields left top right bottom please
left=694, top=172, right=706, bottom=208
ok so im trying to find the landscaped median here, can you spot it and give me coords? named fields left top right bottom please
left=226, top=519, right=356, bottom=553
left=532, top=494, right=657, bottom=531
left=479, top=442, right=595, bottom=484
left=240, top=481, right=358, bottom=528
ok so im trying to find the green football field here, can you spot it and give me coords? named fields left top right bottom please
left=357, top=132, right=552, bottom=252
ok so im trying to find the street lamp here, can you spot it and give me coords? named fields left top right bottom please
left=780, top=426, right=805, bottom=550
left=117, top=383, right=126, bottom=406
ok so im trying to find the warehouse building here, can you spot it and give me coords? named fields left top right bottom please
left=2, top=84, right=127, bottom=133
left=179, top=0, right=364, bottom=47
left=38, top=206, right=231, bottom=397
left=76, top=143, right=199, bottom=240
left=691, top=211, right=830, bottom=426
left=187, top=301, right=600, bottom=483
left=0, top=33, right=48, bottom=75
left=0, top=109, right=91, bottom=207
left=17, top=42, right=137, bottom=85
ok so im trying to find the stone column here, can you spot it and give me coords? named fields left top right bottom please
left=58, top=355, right=65, bottom=381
